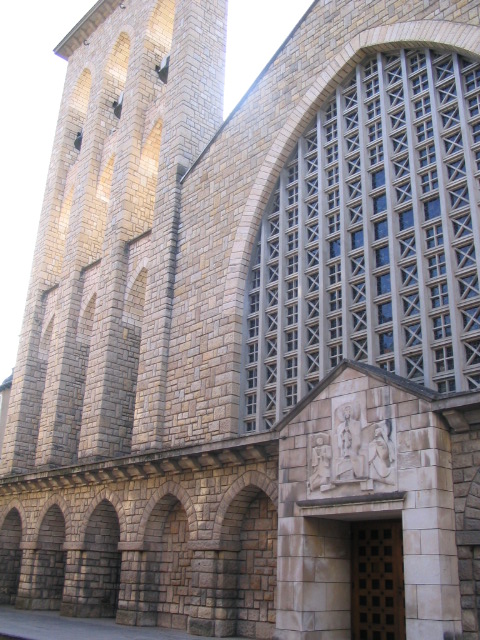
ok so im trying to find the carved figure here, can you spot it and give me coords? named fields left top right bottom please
left=368, top=419, right=396, bottom=485
left=308, top=433, right=332, bottom=491
left=335, top=403, right=365, bottom=480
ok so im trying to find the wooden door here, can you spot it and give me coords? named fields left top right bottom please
left=351, top=520, right=405, bottom=640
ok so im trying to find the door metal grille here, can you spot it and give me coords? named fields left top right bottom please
left=351, top=520, right=405, bottom=640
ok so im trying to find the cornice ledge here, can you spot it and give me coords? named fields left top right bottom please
left=0, top=431, right=279, bottom=493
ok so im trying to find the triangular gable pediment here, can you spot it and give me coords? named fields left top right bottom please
left=274, top=359, right=437, bottom=435
left=277, top=360, right=439, bottom=501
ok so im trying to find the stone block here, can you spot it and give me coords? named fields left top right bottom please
left=187, top=617, right=215, bottom=636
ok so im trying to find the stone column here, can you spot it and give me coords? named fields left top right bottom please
left=274, top=516, right=351, bottom=640
left=33, top=60, right=113, bottom=468
left=14, top=546, right=36, bottom=610
left=187, top=542, right=241, bottom=638
left=399, top=412, right=463, bottom=638
left=59, top=548, right=84, bottom=617
left=116, top=546, right=143, bottom=626
left=402, top=496, right=463, bottom=638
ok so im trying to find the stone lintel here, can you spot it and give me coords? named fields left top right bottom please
left=296, top=491, right=406, bottom=519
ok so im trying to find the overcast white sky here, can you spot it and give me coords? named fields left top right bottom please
left=0, top=0, right=313, bottom=383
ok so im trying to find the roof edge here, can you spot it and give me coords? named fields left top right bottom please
left=274, top=359, right=439, bottom=433
left=181, top=0, right=320, bottom=183
left=0, top=373, right=13, bottom=393
left=54, top=0, right=122, bottom=61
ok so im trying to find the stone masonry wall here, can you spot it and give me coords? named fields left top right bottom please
left=163, top=0, right=480, bottom=449
left=0, top=454, right=278, bottom=635
left=3, top=0, right=479, bottom=474
left=0, top=508, right=22, bottom=604
left=452, top=429, right=480, bottom=639
left=236, top=493, right=277, bottom=639
left=275, top=366, right=461, bottom=639
left=1, top=0, right=176, bottom=472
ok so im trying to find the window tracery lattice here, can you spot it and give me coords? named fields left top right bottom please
left=242, top=49, right=480, bottom=433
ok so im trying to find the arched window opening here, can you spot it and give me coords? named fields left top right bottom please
left=147, top=0, right=175, bottom=89
left=69, top=69, right=92, bottom=154
left=104, top=33, right=131, bottom=132
left=242, top=49, right=480, bottom=433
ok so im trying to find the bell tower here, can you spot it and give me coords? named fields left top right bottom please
left=0, top=0, right=228, bottom=474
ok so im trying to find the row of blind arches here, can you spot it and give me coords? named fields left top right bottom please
left=242, top=48, right=480, bottom=433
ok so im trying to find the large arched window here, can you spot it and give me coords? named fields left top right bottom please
left=242, top=49, right=480, bottom=433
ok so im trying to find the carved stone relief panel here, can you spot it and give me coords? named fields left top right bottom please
left=307, top=392, right=397, bottom=498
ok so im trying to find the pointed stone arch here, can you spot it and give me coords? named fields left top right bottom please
left=45, top=67, right=93, bottom=281
left=139, top=481, right=198, bottom=545
left=146, top=0, right=175, bottom=58
left=33, top=495, right=72, bottom=545
left=0, top=500, right=26, bottom=533
left=135, top=482, right=197, bottom=629
left=103, top=31, right=132, bottom=122
left=0, top=505, right=23, bottom=604
left=28, top=502, right=68, bottom=610
left=211, top=472, right=278, bottom=638
left=70, top=67, right=93, bottom=119
left=72, top=493, right=124, bottom=618
left=79, top=489, right=127, bottom=546
left=77, top=291, right=97, bottom=344
left=124, top=264, right=148, bottom=328
left=67, top=67, right=93, bottom=159
left=213, top=471, right=278, bottom=541
left=105, top=30, right=133, bottom=83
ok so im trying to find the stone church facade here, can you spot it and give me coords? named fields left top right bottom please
left=1, top=0, right=480, bottom=638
